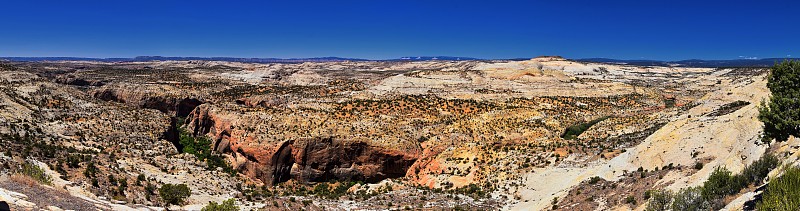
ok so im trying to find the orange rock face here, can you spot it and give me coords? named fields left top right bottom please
left=185, top=104, right=420, bottom=185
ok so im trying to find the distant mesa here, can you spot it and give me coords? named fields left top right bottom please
left=531, top=55, right=566, bottom=62
left=576, top=57, right=800, bottom=67
left=395, top=56, right=483, bottom=61
left=533, top=55, right=564, bottom=59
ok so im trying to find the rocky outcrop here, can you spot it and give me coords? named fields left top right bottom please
left=184, top=105, right=419, bottom=185
left=90, top=88, right=203, bottom=117
left=54, top=75, right=105, bottom=86
left=290, top=138, right=418, bottom=183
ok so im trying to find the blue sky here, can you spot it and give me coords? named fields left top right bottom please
left=0, top=0, right=797, bottom=60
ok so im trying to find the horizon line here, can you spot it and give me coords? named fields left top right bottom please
left=1, top=55, right=798, bottom=62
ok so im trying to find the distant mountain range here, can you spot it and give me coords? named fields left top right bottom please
left=0, top=56, right=372, bottom=63
left=393, top=56, right=482, bottom=61
left=0, top=56, right=483, bottom=63
left=576, top=58, right=799, bottom=68
left=1, top=56, right=796, bottom=67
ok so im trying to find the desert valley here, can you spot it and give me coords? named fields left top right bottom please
left=1, top=56, right=797, bottom=210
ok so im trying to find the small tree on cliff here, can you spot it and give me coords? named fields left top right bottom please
left=759, top=60, right=800, bottom=143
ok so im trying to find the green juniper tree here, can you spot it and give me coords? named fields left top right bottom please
left=159, top=183, right=191, bottom=207
left=759, top=60, right=800, bottom=142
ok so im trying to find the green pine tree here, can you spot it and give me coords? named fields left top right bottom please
left=759, top=60, right=800, bottom=142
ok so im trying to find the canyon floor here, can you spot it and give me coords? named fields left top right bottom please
left=0, top=57, right=793, bottom=210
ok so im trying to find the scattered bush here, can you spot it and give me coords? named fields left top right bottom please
left=311, top=181, right=357, bottom=199
left=84, top=161, right=98, bottom=178
left=136, top=174, right=146, bottom=186
left=588, top=176, right=602, bottom=184
left=645, top=154, right=779, bottom=210
left=671, top=187, right=709, bottom=211
left=740, top=153, right=779, bottom=184
left=701, top=167, right=744, bottom=201
left=201, top=198, right=239, bottom=211
left=20, top=161, right=52, bottom=185
left=159, top=183, right=191, bottom=206
left=625, top=195, right=637, bottom=204
left=644, top=190, right=673, bottom=211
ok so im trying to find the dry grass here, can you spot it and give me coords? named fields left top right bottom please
left=9, top=173, right=40, bottom=187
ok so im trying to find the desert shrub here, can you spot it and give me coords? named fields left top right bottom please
left=453, top=183, right=487, bottom=198
left=645, top=190, right=673, bottom=211
left=310, top=181, right=357, bottom=199
left=757, top=166, right=800, bottom=210
left=740, top=153, right=779, bottom=185
left=694, top=162, right=703, bottom=170
left=588, top=176, right=602, bottom=184
left=66, top=154, right=82, bottom=168
left=625, top=195, right=637, bottom=204
left=312, top=182, right=331, bottom=197
left=700, top=154, right=778, bottom=206
left=201, top=198, right=238, bottom=211
left=84, top=161, right=98, bottom=178
left=117, top=177, right=128, bottom=195
left=159, top=183, right=191, bottom=206
left=646, top=154, right=780, bottom=210
left=671, top=187, right=709, bottom=211
left=136, top=174, right=146, bottom=186
left=759, top=60, right=800, bottom=142
left=701, top=167, right=745, bottom=201
left=20, top=161, right=52, bottom=185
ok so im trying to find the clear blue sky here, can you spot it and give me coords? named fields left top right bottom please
left=1, top=0, right=797, bottom=60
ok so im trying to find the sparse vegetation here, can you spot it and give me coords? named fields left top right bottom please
left=707, top=100, right=750, bottom=117
left=588, top=176, right=602, bottom=184
left=644, top=190, right=672, bottom=211
left=625, top=195, right=637, bottom=204
left=201, top=198, right=239, bottom=211
left=311, top=181, right=358, bottom=199
left=645, top=153, right=779, bottom=210
left=670, top=187, right=708, bottom=211
left=693, top=162, right=703, bottom=170
left=20, top=161, right=52, bottom=185
left=177, top=125, right=236, bottom=175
